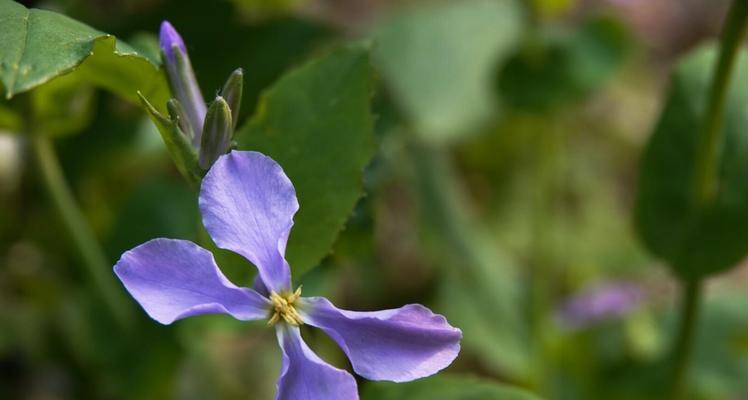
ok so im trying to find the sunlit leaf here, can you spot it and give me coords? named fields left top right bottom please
left=0, top=0, right=167, bottom=107
left=372, top=0, right=522, bottom=142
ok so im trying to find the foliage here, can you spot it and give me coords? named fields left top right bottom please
left=371, top=0, right=522, bottom=142
left=635, top=45, right=748, bottom=279
left=0, top=0, right=167, bottom=107
left=0, top=0, right=747, bottom=399
left=238, top=44, right=376, bottom=277
left=498, top=16, right=630, bottom=112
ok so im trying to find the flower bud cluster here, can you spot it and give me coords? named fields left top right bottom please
left=159, top=21, right=243, bottom=171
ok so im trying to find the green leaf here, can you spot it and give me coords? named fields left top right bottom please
left=362, top=375, right=542, bottom=400
left=237, top=45, right=375, bottom=277
left=371, top=0, right=522, bottom=142
left=498, top=16, right=630, bottom=112
left=0, top=0, right=167, bottom=107
left=634, top=45, right=748, bottom=279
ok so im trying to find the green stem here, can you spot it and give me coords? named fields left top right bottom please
left=692, top=0, right=748, bottom=207
left=670, top=2, right=748, bottom=398
left=30, top=135, right=132, bottom=328
left=669, top=280, right=703, bottom=400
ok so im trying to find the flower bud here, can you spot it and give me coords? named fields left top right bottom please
left=138, top=92, right=202, bottom=186
left=159, top=21, right=206, bottom=147
left=221, top=68, right=243, bottom=131
left=199, top=97, right=233, bottom=169
left=159, top=20, right=187, bottom=65
left=166, top=99, right=195, bottom=141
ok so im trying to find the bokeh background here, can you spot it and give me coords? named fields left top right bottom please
left=1, top=0, right=747, bottom=399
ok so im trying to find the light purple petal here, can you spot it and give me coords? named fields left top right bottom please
left=114, top=238, right=269, bottom=324
left=158, top=20, right=206, bottom=141
left=200, top=151, right=298, bottom=293
left=301, top=297, right=462, bottom=382
left=275, top=325, right=358, bottom=400
left=159, top=21, right=187, bottom=64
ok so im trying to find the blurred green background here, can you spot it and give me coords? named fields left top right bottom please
left=1, top=0, right=747, bottom=399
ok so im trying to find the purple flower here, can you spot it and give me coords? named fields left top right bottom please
left=159, top=21, right=207, bottom=145
left=158, top=21, right=187, bottom=65
left=114, top=151, right=462, bottom=399
left=556, top=281, right=644, bottom=329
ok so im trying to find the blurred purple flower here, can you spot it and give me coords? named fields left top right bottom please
left=557, top=282, right=644, bottom=329
left=159, top=21, right=207, bottom=145
left=114, top=151, right=462, bottom=400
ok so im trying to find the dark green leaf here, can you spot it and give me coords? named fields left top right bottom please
left=371, top=0, right=522, bottom=142
left=0, top=0, right=167, bottom=107
left=362, top=375, right=542, bottom=400
left=635, top=45, right=748, bottom=279
left=237, top=45, right=376, bottom=277
left=498, top=16, right=630, bottom=112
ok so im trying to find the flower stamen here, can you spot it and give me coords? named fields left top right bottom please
left=268, top=286, right=303, bottom=326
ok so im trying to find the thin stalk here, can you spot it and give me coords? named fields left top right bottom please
left=692, top=0, right=748, bottom=206
left=671, top=1, right=748, bottom=399
left=30, top=135, right=132, bottom=328
left=669, top=280, right=702, bottom=400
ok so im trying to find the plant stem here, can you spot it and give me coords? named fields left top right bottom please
left=669, top=280, right=702, bottom=400
left=692, top=0, right=748, bottom=207
left=30, top=135, right=132, bottom=328
left=671, top=2, right=748, bottom=398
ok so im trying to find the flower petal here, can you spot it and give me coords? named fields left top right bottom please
left=158, top=21, right=206, bottom=140
left=159, top=21, right=187, bottom=65
left=301, top=297, right=462, bottom=382
left=275, top=325, right=358, bottom=400
left=200, top=151, right=298, bottom=292
left=114, top=238, right=269, bottom=324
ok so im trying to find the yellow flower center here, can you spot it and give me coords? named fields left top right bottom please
left=267, top=287, right=303, bottom=326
